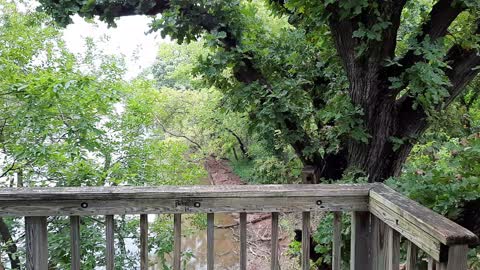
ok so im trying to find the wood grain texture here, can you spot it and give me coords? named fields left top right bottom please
left=173, top=214, right=181, bottom=270
left=387, top=226, right=400, bottom=270
left=207, top=213, right=214, bottom=270
left=0, top=184, right=372, bottom=200
left=240, top=213, right=247, bottom=270
left=332, top=212, right=342, bottom=270
left=406, top=240, right=418, bottom=270
left=140, top=214, right=148, bottom=270
left=25, top=216, right=48, bottom=270
left=70, top=216, right=81, bottom=270
left=105, top=215, right=114, bottom=270
left=350, top=212, right=371, bottom=270
left=370, top=185, right=478, bottom=246
left=302, top=212, right=310, bottom=270
left=0, top=195, right=368, bottom=217
left=372, top=216, right=388, bottom=270
left=271, top=212, right=279, bottom=270
left=369, top=197, right=442, bottom=261
left=445, top=245, right=468, bottom=270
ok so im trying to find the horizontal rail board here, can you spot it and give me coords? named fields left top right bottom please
left=369, top=185, right=478, bottom=247
left=0, top=184, right=372, bottom=201
left=370, top=197, right=443, bottom=261
left=0, top=196, right=369, bottom=217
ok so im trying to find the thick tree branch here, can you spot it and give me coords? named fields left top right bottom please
left=386, top=0, right=466, bottom=81
left=444, top=21, right=480, bottom=105
left=395, top=22, right=480, bottom=169
left=225, top=128, right=249, bottom=158
left=155, top=120, right=203, bottom=150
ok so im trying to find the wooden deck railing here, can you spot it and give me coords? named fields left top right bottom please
left=0, top=183, right=477, bottom=270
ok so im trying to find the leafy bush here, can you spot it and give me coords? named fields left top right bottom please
left=387, top=133, right=480, bottom=267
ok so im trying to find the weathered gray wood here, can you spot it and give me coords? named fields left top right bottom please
left=105, top=215, right=114, bottom=270
left=0, top=184, right=372, bottom=200
left=302, top=212, right=310, bottom=270
left=428, top=257, right=435, bottom=270
left=445, top=245, right=468, bottom=270
left=406, top=240, right=418, bottom=270
left=332, top=212, right=342, bottom=270
left=173, top=214, right=181, bottom=270
left=301, top=166, right=320, bottom=184
left=369, top=197, right=442, bottom=261
left=370, top=185, right=478, bottom=246
left=70, top=216, right=81, bottom=270
left=271, top=212, right=279, bottom=270
left=0, top=195, right=368, bottom=217
left=25, top=216, right=48, bottom=270
left=140, top=214, right=148, bottom=270
left=350, top=212, right=371, bottom=270
left=372, top=216, right=388, bottom=270
left=240, top=212, right=247, bottom=270
left=207, top=213, right=214, bottom=270
left=387, top=226, right=400, bottom=270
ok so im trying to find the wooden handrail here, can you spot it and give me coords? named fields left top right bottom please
left=0, top=184, right=371, bottom=216
left=1, top=183, right=476, bottom=270
left=366, top=184, right=478, bottom=270
left=370, top=184, right=479, bottom=246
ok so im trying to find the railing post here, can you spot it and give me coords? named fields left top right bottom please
left=387, top=225, right=400, bottom=270
left=173, top=214, right=182, bottom=270
left=332, top=212, right=342, bottom=270
left=207, top=213, right=215, bottom=270
left=302, top=211, right=311, bottom=270
left=350, top=212, right=371, bottom=270
left=372, top=216, right=388, bottom=270
left=239, top=212, right=247, bottom=270
left=440, top=245, right=468, bottom=270
left=140, top=214, right=148, bottom=270
left=70, top=216, right=81, bottom=270
left=105, top=215, right=115, bottom=270
left=270, top=212, right=279, bottom=270
left=406, top=240, right=418, bottom=270
left=25, top=216, right=48, bottom=270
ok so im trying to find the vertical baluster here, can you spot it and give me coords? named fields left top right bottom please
left=387, top=227, right=400, bottom=270
left=372, top=216, right=394, bottom=270
left=406, top=240, right=418, bottom=270
left=70, top=216, right=81, bottom=270
left=25, top=216, right=48, bottom=270
left=173, top=214, right=182, bottom=270
left=443, top=245, right=468, bottom=270
left=240, top=212, right=247, bottom=270
left=105, top=215, right=115, bottom=270
left=140, top=214, right=148, bottom=270
left=207, top=213, right=215, bottom=270
left=332, top=212, right=342, bottom=270
left=302, top=212, right=311, bottom=270
left=428, top=257, right=435, bottom=270
left=271, top=212, right=279, bottom=270
left=350, top=212, right=371, bottom=270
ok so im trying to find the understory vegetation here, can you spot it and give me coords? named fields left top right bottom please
left=0, top=0, right=479, bottom=268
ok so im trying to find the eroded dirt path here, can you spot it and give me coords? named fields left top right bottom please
left=204, top=156, right=297, bottom=270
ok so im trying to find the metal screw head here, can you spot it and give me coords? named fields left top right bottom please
left=194, top=202, right=201, bottom=208
left=80, top=202, right=88, bottom=208
left=316, top=200, right=323, bottom=206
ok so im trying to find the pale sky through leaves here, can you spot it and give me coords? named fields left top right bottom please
left=62, top=15, right=166, bottom=79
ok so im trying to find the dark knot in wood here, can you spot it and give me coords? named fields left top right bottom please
left=175, top=198, right=202, bottom=208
